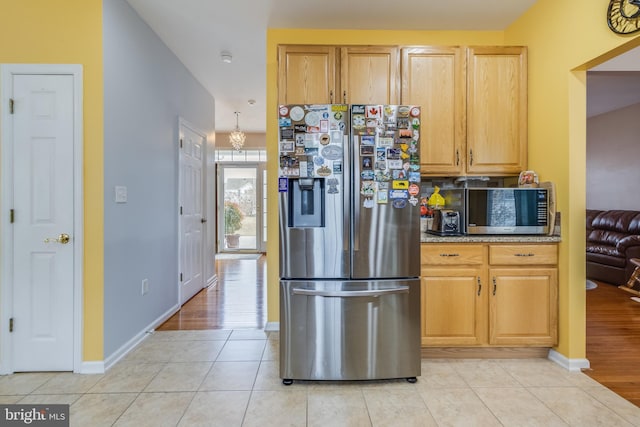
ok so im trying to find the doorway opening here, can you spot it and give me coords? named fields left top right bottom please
left=216, top=150, right=267, bottom=254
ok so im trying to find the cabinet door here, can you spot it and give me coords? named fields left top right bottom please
left=467, top=47, right=527, bottom=175
left=340, top=46, right=399, bottom=104
left=421, top=268, right=486, bottom=346
left=278, top=45, right=337, bottom=105
left=401, top=47, right=465, bottom=175
left=488, top=268, right=558, bottom=346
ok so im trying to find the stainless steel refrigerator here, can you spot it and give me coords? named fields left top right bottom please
left=278, top=104, right=421, bottom=384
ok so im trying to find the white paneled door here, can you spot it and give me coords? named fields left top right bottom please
left=178, top=121, right=206, bottom=305
left=10, top=73, right=76, bottom=371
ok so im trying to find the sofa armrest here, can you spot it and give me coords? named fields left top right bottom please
left=617, top=235, right=640, bottom=253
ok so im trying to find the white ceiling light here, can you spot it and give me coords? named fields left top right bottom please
left=221, top=51, right=232, bottom=63
left=229, top=111, right=246, bottom=151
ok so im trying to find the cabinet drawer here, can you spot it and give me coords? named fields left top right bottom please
left=489, top=244, right=557, bottom=265
left=421, top=244, right=484, bottom=265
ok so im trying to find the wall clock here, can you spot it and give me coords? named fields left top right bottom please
left=608, top=0, right=640, bottom=34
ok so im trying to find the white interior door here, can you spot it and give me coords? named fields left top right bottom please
left=179, top=121, right=205, bottom=305
left=10, top=73, right=76, bottom=371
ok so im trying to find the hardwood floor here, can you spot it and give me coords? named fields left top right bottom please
left=585, top=280, right=640, bottom=407
left=158, top=254, right=267, bottom=330
left=159, top=256, right=640, bottom=407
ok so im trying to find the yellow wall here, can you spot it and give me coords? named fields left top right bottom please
left=268, top=6, right=640, bottom=360
left=0, top=0, right=104, bottom=361
left=505, top=0, right=640, bottom=359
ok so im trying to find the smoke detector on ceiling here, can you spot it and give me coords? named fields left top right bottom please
left=221, top=52, right=232, bottom=63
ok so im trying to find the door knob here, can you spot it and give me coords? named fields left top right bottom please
left=44, top=233, right=70, bottom=244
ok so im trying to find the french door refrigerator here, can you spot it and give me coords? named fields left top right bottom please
left=278, top=104, right=421, bottom=384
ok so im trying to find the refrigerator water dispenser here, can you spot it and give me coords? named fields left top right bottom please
left=288, top=178, right=325, bottom=228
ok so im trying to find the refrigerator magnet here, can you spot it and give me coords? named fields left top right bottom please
left=410, top=107, right=421, bottom=117
left=376, top=148, right=386, bottom=160
left=408, top=172, right=421, bottom=183
left=375, top=170, right=391, bottom=182
left=400, top=143, right=409, bottom=152
left=409, top=163, right=420, bottom=172
left=279, top=118, right=292, bottom=127
left=398, top=106, right=410, bottom=117
left=377, top=190, right=388, bottom=204
left=361, top=135, right=375, bottom=146
left=280, top=141, right=294, bottom=152
left=279, top=106, right=289, bottom=116
left=392, top=180, right=409, bottom=190
left=397, top=118, right=410, bottom=129
left=280, top=128, right=294, bottom=139
left=278, top=177, right=288, bottom=192
left=374, top=161, right=387, bottom=171
left=409, top=196, right=419, bottom=206
left=361, top=180, right=374, bottom=194
left=408, top=183, right=420, bottom=196
left=412, top=118, right=420, bottom=129
left=316, top=165, right=332, bottom=177
left=333, top=161, right=343, bottom=174
left=353, top=115, right=365, bottom=128
left=392, top=199, right=407, bottom=209
left=361, top=170, right=375, bottom=180
left=331, top=130, right=343, bottom=143
left=389, top=189, right=409, bottom=199
left=305, top=111, right=320, bottom=127
left=321, top=145, right=342, bottom=160
left=327, top=178, right=339, bottom=194
left=320, top=120, right=329, bottom=133
left=366, top=106, right=381, bottom=118
left=378, top=182, right=389, bottom=190
left=399, top=129, right=412, bottom=138
left=295, top=134, right=305, bottom=146
left=363, top=197, right=374, bottom=209
left=299, top=161, right=308, bottom=178
left=362, top=157, right=373, bottom=170
left=378, top=137, right=394, bottom=147
left=360, top=145, right=374, bottom=156
left=289, top=106, right=304, bottom=121
left=392, top=169, right=407, bottom=180
left=387, top=148, right=401, bottom=159
left=388, top=159, right=402, bottom=169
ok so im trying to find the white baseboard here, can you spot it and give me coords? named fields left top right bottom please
left=79, top=361, right=105, bottom=374
left=265, top=322, right=279, bottom=332
left=103, top=303, right=180, bottom=371
left=548, top=349, right=590, bottom=372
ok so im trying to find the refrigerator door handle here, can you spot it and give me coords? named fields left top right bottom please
left=292, top=286, right=409, bottom=298
left=352, top=134, right=360, bottom=251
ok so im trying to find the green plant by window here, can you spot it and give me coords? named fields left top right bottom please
left=224, top=202, right=244, bottom=234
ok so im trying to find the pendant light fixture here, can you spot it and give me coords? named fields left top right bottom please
left=229, top=111, right=246, bottom=151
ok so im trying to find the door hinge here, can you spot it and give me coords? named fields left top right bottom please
left=180, top=273, right=183, bottom=282
left=9, top=318, right=14, bottom=332
left=9, top=209, right=14, bottom=223
left=9, top=98, right=14, bottom=114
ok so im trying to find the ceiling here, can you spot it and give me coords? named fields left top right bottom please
left=125, top=0, right=640, bottom=132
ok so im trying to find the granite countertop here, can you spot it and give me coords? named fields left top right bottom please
left=421, top=233, right=562, bottom=243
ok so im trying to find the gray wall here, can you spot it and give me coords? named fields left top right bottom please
left=103, top=0, right=215, bottom=358
left=587, top=102, right=640, bottom=211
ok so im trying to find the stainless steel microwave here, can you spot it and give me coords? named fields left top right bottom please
left=465, top=188, right=549, bottom=235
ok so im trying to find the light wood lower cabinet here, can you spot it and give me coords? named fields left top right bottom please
left=421, top=242, right=558, bottom=347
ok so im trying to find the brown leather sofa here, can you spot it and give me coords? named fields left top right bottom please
left=586, top=209, right=640, bottom=285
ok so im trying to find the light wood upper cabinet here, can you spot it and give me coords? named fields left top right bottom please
left=278, top=45, right=337, bottom=105
left=401, top=47, right=466, bottom=175
left=340, top=46, right=399, bottom=105
left=467, top=46, right=528, bottom=175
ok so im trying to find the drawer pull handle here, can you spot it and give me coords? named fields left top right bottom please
left=492, top=277, right=497, bottom=296
left=477, top=277, right=482, bottom=296
left=439, top=253, right=460, bottom=257
left=514, top=253, right=535, bottom=257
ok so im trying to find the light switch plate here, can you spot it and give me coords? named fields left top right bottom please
left=115, top=186, right=127, bottom=203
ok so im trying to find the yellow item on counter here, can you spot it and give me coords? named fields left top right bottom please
left=428, top=186, right=445, bottom=208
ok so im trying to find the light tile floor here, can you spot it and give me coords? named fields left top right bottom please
left=2, top=329, right=640, bottom=426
